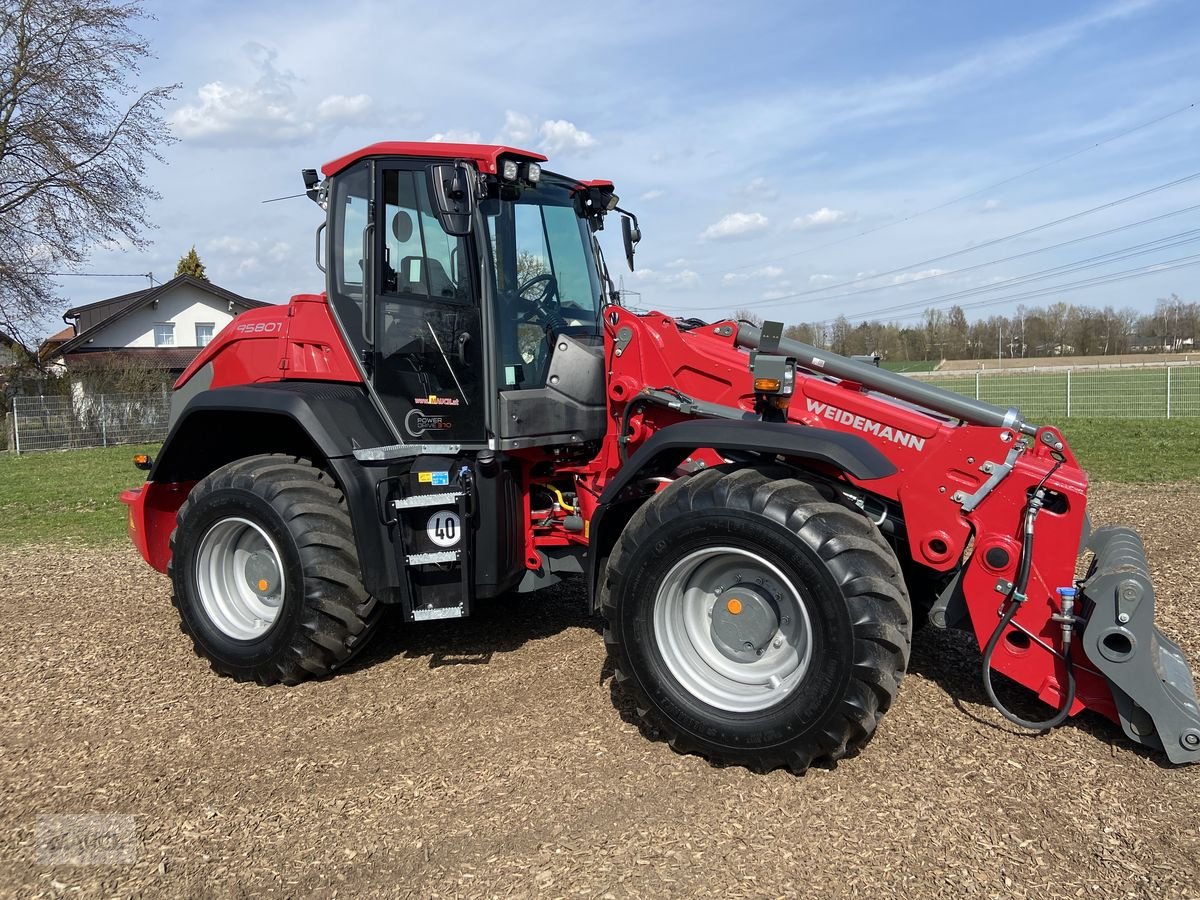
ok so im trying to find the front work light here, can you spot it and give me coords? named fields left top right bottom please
left=525, top=162, right=541, bottom=184
left=501, top=159, right=520, bottom=181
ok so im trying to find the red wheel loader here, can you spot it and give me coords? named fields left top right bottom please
left=122, top=141, right=1200, bottom=772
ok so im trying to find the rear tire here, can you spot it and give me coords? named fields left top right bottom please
left=602, top=467, right=911, bottom=772
left=168, top=454, right=384, bottom=684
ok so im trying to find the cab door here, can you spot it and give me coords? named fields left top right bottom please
left=369, top=164, right=487, bottom=444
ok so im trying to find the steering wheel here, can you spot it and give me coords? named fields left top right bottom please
left=516, top=273, right=560, bottom=321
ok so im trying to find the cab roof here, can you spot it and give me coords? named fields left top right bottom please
left=321, top=142, right=549, bottom=178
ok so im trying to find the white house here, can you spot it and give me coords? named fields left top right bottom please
left=54, top=275, right=270, bottom=376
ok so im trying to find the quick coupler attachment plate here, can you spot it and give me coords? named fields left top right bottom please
left=1080, top=526, right=1200, bottom=764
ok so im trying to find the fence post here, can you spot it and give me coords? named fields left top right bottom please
left=11, top=398, right=19, bottom=455
left=100, top=395, right=108, bottom=447
left=1066, top=369, right=1072, bottom=418
left=975, top=371, right=981, bottom=401
left=1166, top=367, right=1172, bottom=419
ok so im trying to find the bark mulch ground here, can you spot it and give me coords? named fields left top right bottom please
left=1, top=484, right=1198, bottom=898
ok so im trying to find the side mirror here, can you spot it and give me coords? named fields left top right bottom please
left=621, top=214, right=641, bottom=271
left=428, top=162, right=476, bottom=236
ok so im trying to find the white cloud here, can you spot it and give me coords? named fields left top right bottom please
left=496, top=110, right=536, bottom=145
left=808, top=273, right=838, bottom=285
left=206, top=236, right=259, bottom=255
left=428, top=129, right=483, bottom=143
left=982, top=198, right=1002, bottom=211
left=539, top=119, right=596, bottom=154
left=722, top=265, right=784, bottom=283
left=629, top=267, right=701, bottom=288
left=169, top=43, right=374, bottom=145
left=315, top=94, right=373, bottom=121
left=700, top=212, right=769, bottom=241
left=793, top=207, right=854, bottom=229
left=891, top=268, right=948, bottom=285
left=742, top=177, right=780, bottom=201
left=640, top=189, right=666, bottom=201
left=267, top=241, right=292, bottom=263
left=665, top=258, right=690, bottom=269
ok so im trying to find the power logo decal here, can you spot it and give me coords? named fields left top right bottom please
left=404, top=409, right=454, bottom=437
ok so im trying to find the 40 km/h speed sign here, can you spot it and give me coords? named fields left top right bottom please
left=427, top=510, right=462, bottom=548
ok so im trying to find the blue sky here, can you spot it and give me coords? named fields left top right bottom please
left=54, top=0, right=1200, bottom=335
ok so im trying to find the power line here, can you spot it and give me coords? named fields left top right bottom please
left=9, top=271, right=152, bottom=277
left=694, top=168, right=1200, bottom=311
left=813, top=228, right=1200, bottom=324
left=702, top=99, right=1199, bottom=277
left=724, top=203, right=1200, bottom=308
left=837, top=253, right=1200, bottom=326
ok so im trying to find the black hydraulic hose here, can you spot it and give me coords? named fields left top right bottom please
left=980, top=462, right=1077, bottom=731
left=617, top=398, right=647, bottom=463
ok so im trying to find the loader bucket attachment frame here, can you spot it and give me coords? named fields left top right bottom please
left=1080, top=527, right=1200, bottom=763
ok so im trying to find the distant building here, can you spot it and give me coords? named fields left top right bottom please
left=48, top=275, right=270, bottom=379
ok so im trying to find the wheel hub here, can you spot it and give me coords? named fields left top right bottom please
left=244, top=552, right=281, bottom=597
left=194, top=517, right=286, bottom=641
left=711, top=584, right=779, bottom=662
left=653, top=546, right=814, bottom=713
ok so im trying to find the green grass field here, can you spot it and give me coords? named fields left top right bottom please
left=0, top=444, right=160, bottom=546
left=0, top=421, right=1195, bottom=547
left=881, top=360, right=940, bottom=373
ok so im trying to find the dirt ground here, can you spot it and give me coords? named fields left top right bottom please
left=1, top=484, right=1199, bottom=899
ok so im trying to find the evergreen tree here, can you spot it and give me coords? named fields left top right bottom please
left=175, top=246, right=208, bottom=280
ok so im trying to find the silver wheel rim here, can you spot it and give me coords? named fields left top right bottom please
left=194, top=517, right=286, bottom=641
left=653, top=546, right=813, bottom=713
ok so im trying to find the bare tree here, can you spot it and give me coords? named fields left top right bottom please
left=0, top=0, right=176, bottom=342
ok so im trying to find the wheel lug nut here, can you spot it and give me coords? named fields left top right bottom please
left=773, top=638, right=783, bottom=649
left=755, top=648, right=764, bottom=656
left=781, top=616, right=790, bottom=626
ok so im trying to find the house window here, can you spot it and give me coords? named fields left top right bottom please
left=153, top=323, right=175, bottom=347
left=195, top=323, right=215, bottom=346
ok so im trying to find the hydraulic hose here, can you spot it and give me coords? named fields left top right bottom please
left=980, top=463, right=1077, bottom=731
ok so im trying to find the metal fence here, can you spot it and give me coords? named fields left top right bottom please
left=3, top=363, right=1196, bottom=454
left=910, top=365, right=1199, bottom=420
left=10, top=392, right=171, bottom=453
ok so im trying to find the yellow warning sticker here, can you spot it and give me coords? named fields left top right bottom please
left=418, top=471, right=433, bottom=483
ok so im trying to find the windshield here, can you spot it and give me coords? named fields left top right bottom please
left=483, top=174, right=603, bottom=390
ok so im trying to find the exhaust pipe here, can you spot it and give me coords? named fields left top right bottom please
left=735, top=322, right=1038, bottom=435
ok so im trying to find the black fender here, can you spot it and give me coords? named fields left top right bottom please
left=587, top=418, right=897, bottom=611
left=150, top=379, right=401, bottom=601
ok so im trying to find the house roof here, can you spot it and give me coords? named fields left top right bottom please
left=63, top=285, right=152, bottom=318
left=57, top=275, right=271, bottom=357
left=45, top=326, right=75, bottom=342
left=64, top=347, right=202, bottom=371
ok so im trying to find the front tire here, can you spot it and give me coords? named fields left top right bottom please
left=169, top=454, right=383, bottom=684
left=602, top=467, right=911, bottom=772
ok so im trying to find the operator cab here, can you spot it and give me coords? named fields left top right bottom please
left=317, top=143, right=628, bottom=452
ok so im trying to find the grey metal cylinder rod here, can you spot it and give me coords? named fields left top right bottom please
left=735, top=323, right=1036, bottom=435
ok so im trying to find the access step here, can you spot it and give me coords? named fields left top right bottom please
left=406, top=550, right=461, bottom=565
left=392, top=492, right=465, bottom=509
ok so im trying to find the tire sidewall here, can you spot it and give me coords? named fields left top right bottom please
left=173, top=485, right=307, bottom=671
left=615, top=507, right=855, bottom=752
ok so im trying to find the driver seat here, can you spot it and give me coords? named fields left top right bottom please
left=398, top=256, right=456, bottom=298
